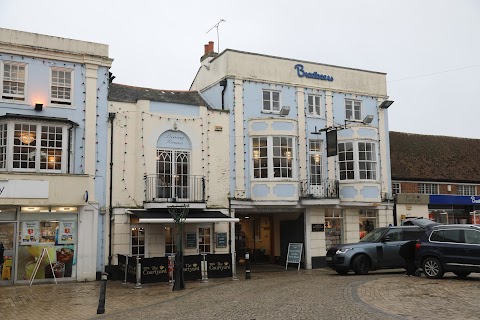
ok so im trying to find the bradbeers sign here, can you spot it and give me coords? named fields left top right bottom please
left=294, top=64, right=334, bottom=82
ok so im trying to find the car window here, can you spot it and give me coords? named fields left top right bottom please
left=360, top=227, right=387, bottom=242
left=402, top=228, right=423, bottom=241
left=384, top=229, right=403, bottom=241
left=430, top=230, right=464, bottom=243
left=464, top=230, right=480, bottom=245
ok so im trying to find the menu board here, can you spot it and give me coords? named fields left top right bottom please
left=185, top=233, right=197, bottom=249
left=58, top=221, right=75, bottom=244
left=21, top=221, right=39, bottom=245
left=216, top=233, right=227, bottom=248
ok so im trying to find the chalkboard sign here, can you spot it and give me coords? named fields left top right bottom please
left=216, top=232, right=227, bottom=248
left=185, top=233, right=197, bottom=249
left=312, top=224, right=325, bottom=232
left=286, top=243, right=303, bottom=270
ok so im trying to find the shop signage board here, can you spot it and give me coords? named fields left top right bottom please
left=430, top=195, right=480, bottom=205
left=312, top=224, right=325, bottom=232
left=141, top=257, right=169, bottom=283
left=183, top=255, right=202, bottom=281
left=216, top=232, right=227, bottom=248
left=0, top=180, right=49, bottom=198
left=206, top=254, right=232, bottom=278
left=286, top=243, right=303, bottom=271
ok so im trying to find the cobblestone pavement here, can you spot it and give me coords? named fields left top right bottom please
left=0, top=267, right=479, bottom=320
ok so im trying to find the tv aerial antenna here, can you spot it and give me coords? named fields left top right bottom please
left=206, top=19, right=226, bottom=52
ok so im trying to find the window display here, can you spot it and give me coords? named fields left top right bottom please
left=359, top=210, right=377, bottom=239
left=17, top=218, right=76, bottom=281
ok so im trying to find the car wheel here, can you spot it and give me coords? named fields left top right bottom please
left=352, top=255, right=370, bottom=275
left=453, top=271, right=471, bottom=279
left=335, top=269, right=349, bottom=275
left=422, top=257, right=444, bottom=279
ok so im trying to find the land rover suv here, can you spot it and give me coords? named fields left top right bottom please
left=326, top=219, right=437, bottom=275
left=415, top=224, right=480, bottom=279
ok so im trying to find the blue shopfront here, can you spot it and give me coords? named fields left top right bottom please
left=429, top=195, right=480, bottom=224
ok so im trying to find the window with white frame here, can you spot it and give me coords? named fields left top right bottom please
left=418, top=183, right=439, bottom=194
left=309, top=140, right=323, bottom=184
left=392, top=182, right=401, bottom=194
left=51, top=68, right=72, bottom=105
left=2, top=61, right=26, bottom=101
left=198, top=226, right=211, bottom=253
left=0, top=120, right=70, bottom=172
left=307, top=94, right=321, bottom=116
left=262, top=90, right=280, bottom=112
left=338, top=142, right=354, bottom=180
left=457, top=185, right=477, bottom=196
left=345, top=99, right=362, bottom=121
left=252, top=136, right=294, bottom=179
left=165, top=226, right=176, bottom=254
left=358, top=142, right=377, bottom=180
left=338, top=141, right=378, bottom=181
left=131, top=226, right=145, bottom=257
left=156, top=149, right=190, bottom=199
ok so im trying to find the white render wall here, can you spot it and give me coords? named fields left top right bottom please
left=108, top=101, right=230, bottom=208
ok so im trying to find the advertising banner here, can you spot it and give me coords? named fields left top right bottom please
left=141, top=257, right=169, bottom=283
left=206, top=254, right=232, bottom=278
left=183, top=255, right=202, bottom=281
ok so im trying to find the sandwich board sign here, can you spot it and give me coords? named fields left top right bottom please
left=285, top=243, right=303, bottom=270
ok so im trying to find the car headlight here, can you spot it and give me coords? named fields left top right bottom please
left=335, top=248, right=353, bottom=254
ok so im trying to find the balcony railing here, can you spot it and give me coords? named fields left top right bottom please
left=300, top=179, right=339, bottom=199
left=145, top=174, right=205, bottom=203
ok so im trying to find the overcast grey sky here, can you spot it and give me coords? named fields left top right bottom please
left=1, top=0, right=479, bottom=138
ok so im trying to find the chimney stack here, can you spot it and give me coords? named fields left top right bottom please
left=200, top=41, right=218, bottom=62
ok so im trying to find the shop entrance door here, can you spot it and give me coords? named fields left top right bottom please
left=0, top=222, right=15, bottom=285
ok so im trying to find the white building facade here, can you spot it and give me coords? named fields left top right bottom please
left=191, top=45, right=393, bottom=268
left=107, top=84, right=237, bottom=281
left=0, top=28, right=112, bottom=284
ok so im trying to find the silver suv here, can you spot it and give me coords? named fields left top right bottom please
left=326, top=219, right=437, bottom=275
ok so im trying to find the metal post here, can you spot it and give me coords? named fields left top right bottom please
left=134, top=256, right=142, bottom=289
left=96, top=272, right=108, bottom=314
left=201, top=253, right=209, bottom=282
left=245, top=252, right=251, bottom=279
left=122, top=256, right=128, bottom=285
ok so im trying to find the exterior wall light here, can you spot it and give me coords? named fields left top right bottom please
left=379, top=100, right=394, bottom=109
left=34, top=103, right=43, bottom=111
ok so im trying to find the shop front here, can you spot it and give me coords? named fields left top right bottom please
left=0, top=206, right=79, bottom=285
left=429, top=195, right=480, bottom=224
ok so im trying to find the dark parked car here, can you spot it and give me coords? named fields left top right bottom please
left=415, top=224, right=480, bottom=279
left=326, top=218, right=437, bottom=275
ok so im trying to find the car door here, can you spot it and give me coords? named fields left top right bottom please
left=380, top=228, right=405, bottom=268
left=429, top=229, right=464, bottom=271
left=463, top=229, right=480, bottom=271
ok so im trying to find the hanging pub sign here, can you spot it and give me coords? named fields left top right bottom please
left=326, top=130, right=337, bottom=157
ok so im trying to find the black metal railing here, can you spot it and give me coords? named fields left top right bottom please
left=145, top=174, right=205, bottom=203
left=300, top=179, right=339, bottom=199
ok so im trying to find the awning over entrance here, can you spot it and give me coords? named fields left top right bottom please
left=127, top=209, right=239, bottom=223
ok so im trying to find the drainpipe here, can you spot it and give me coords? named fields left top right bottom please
left=108, top=112, right=116, bottom=266
left=219, top=79, right=227, bottom=110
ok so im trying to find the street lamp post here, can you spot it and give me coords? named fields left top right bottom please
left=168, top=204, right=189, bottom=291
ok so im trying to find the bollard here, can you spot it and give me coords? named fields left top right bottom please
left=96, top=272, right=108, bottom=314
left=201, top=253, right=209, bottom=282
left=245, top=252, right=251, bottom=279
left=134, top=256, right=142, bottom=289
left=122, top=257, right=128, bottom=285
left=168, top=254, right=175, bottom=286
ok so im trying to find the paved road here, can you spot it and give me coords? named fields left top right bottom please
left=1, top=267, right=479, bottom=320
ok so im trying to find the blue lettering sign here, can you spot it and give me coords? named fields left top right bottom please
left=294, top=64, right=334, bottom=82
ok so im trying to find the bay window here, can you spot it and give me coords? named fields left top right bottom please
left=0, top=118, right=71, bottom=173
left=338, top=141, right=378, bottom=181
left=252, top=136, right=295, bottom=179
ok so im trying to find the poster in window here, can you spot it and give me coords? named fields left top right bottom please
left=326, top=130, right=337, bottom=157
left=185, top=233, right=197, bottom=249
left=58, top=221, right=76, bottom=244
left=21, top=221, right=39, bottom=245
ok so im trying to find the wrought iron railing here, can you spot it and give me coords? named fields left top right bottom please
left=300, top=179, right=339, bottom=199
left=145, top=174, right=205, bottom=203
